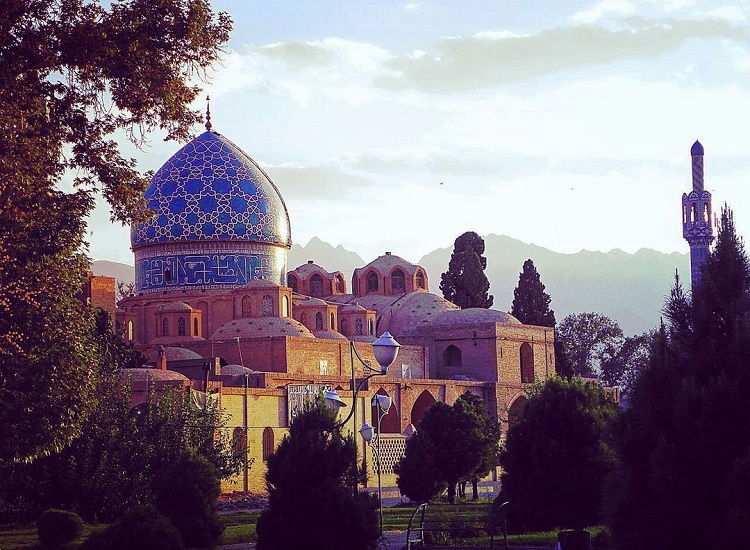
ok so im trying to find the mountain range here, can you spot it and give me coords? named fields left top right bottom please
left=93, top=235, right=689, bottom=336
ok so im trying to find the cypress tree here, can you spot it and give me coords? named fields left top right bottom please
left=440, top=231, right=494, bottom=309
left=510, top=259, right=555, bottom=326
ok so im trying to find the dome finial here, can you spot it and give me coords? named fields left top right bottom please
left=205, top=95, right=212, bottom=131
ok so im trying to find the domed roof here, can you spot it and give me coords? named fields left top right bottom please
left=691, top=140, right=704, bottom=156
left=131, top=130, right=291, bottom=249
left=221, top=364, right=257, bottom=375
left=157, top=301, right=193, bottom=313
left=339, top=303, right=367, bottom=313
left=381, top=291, right=460, bottom=337
left=145, top=346, right=204, bottom=362
left=120, top=368, right=190, bottom=382
left=211, top=317, right=314, bottom=339
left=354, top=252, right=421, bottom=277
left=313, top=330, right=348, bottom=340
left=296, top=297, right=328, bottom=307
left=434, top=308, right=521, bottom=326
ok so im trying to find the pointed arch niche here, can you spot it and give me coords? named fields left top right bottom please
left=372, top=388, right=400, bottom=433
left=411, top=390, right=436, bottom=427
left=520, top=342, right=534, bottom=383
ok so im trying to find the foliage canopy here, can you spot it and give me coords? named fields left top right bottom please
left=0, top=0, right=231, bottom=463
left=500, top=377, right=617, bottom=531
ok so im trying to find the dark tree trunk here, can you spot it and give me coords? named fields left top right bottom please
left=472, top=478, right=479, bottom=500
left=447, top=483, right=456, bottom=503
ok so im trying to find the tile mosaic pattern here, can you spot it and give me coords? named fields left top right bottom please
left=131, top=131, right=291, bottom=248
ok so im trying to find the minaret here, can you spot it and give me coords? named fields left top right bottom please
left=682, top=140, right=714, bottom=289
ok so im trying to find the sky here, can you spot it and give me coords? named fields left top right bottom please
left=86, top=0, right=750, bottom=265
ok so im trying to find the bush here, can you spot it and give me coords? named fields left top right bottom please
left=154, top=454, right=223, bottom=549
left=37, top=509, right=83, bottom=547
left=80, top=505, right=183, bottom=550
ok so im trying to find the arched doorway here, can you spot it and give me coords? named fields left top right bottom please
left=411, top=390, right=436, bottom=427
left=507, top=395, right=527, bottom=430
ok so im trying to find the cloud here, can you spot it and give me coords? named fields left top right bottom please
left=264, top=163, right=372, bottom=199
left=571, top=0, right=637, bottom=24
left=404, top=2, right=419, bottom=11
left=256, top=41, right=335, bottom=67
left=376, top=18, right=748, bottom=92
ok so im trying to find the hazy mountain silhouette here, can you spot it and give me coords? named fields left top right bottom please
left=92, top=235, right=688, bottom=335
left=418, top=234, right=689, bottom=336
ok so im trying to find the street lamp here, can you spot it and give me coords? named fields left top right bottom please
left=359, top=393, right=393, bottom=534
left=323, top=332, right=401, bottom=499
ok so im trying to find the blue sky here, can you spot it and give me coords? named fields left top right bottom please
left=88, top=0, right=750, bottom=265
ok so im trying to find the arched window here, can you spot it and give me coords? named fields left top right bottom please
left=416, top=270, right=425, bottom=289
left=115, top=320, right=122, bottom=334
left=193, top=317, right=199, bottom=336
left=262, top=427, right=275, bottom=460
left=340, top=318, right=348, bottom=336
left=520, top=342, right=534, bottom=383
left=443, top=345, right=461, bottom=377
left=242, top=295, right=252, bottom=318
left=391, top=269, right=405, bottom=293
left=369, top=319, right=374, bottom=336
left=330, top=312, right=335, bottom=329
left=300, top=312, right=307, bottom=326
left=282, top=295, right=289, bottom=317
left=232, top=427, right=246, bottom=460
left=288, top=274, right=298, bottom=293
left=315, top=312, right=323, bottom=330
left=162, top=318, right=169, bottom=336
left=366, top=271, right=378, bottom=293
left=335, top=275, right=344, bottom=293
left=355, top=318, right=363, bottom=335
left=164, top=268, right=172, bottom=283
left=178, top=316, right=186, bottom=336
left=128, top=320, right=134, bottom=341
left=310, top=274, right=324, bottom=297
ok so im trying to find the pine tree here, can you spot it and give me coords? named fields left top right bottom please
left=510, top=259, right=555, bottom=326
left=603, top=206, right=750, bottom=550
left=256, top=403, right=379, bottom=550
left=440, top=231, right=494, bottom=309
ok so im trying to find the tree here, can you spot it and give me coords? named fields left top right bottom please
left=453, top=392, right=502, bottom=500
left=396, top=393, right=497, bottom=503
left=0, top=310, right=244, bottom=525
left=256, top=403, right=379, bottom=550
left=440, top=231, right=494, bottom=309
left=500, top=377, right=617, bottom=532
left=603, top=207, right=750, bottom=550
left=0, top=0, right=231, bottom=463
left=556, top=312, right=624, bottom=377
left=154, top=454, right=223, bottom=549
left=510, top=259, right=555, bottom=327
left=599, top=331, right=654, bottom=395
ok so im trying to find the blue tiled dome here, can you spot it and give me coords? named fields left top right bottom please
left=131, top=131, right=291, bottom=249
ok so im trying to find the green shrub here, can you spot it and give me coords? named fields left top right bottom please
left=80, top=505, right=183, bottom=550
left=154, top=454, right=223, bottom=549
left=37, top=509, right=83, bottom=547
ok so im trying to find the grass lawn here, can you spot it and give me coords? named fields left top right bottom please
left=0, top=513, right=259, bottom=549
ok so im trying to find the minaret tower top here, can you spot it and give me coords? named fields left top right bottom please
left=682, top=140, right=714, bottom=289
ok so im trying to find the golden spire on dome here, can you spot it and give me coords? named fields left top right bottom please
left=205, top=95, right=212, bottom=131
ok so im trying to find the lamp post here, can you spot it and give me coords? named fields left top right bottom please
left=323, top=332, right=401, bottom=500
left=359, top=393, right=392, bottom=535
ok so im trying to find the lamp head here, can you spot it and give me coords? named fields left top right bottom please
left=372, top=332, right=401, bottom=373
left=359, top=422, right=374, bottom=443
left=372, top=394, right=392, bottom=413
left=323, top=389, right=347, bottom=410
